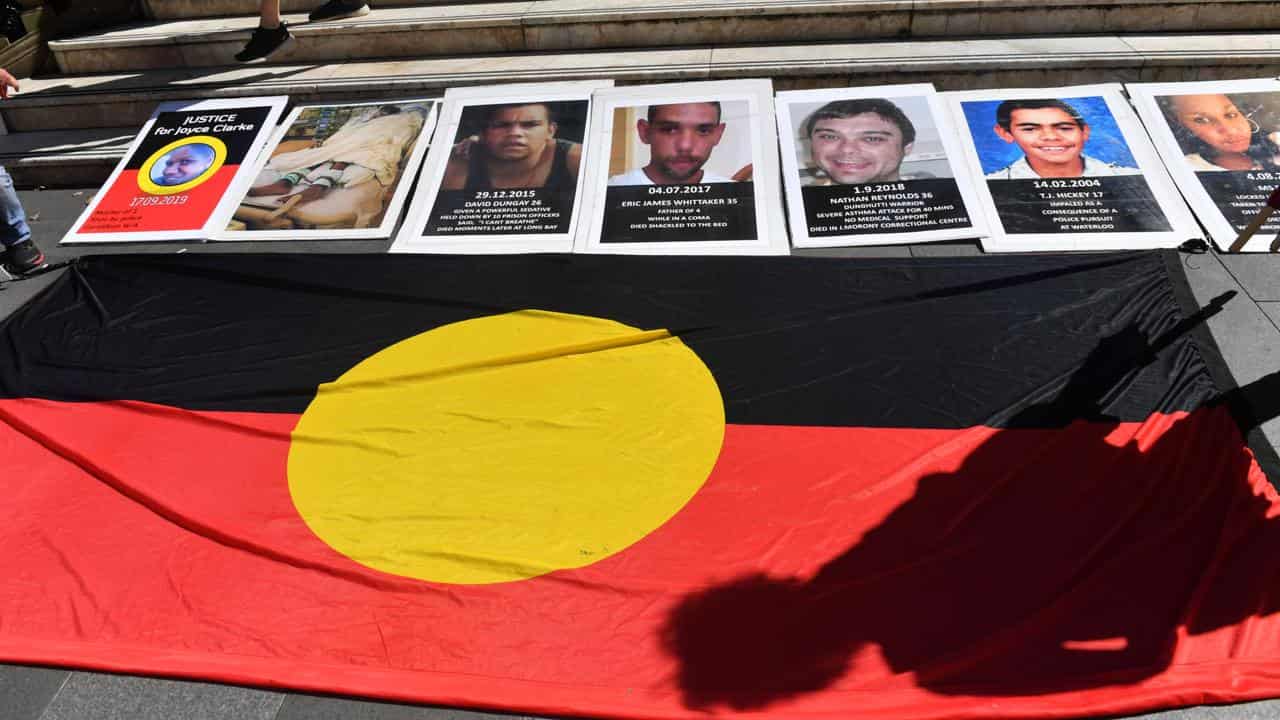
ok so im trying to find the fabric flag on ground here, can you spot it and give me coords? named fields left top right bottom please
left=2, top=251, right=1280, bottom=720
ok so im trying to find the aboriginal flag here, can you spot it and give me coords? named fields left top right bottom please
left=2, top=252, right=1280, bottom=720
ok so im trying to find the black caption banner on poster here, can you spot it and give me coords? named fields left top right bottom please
left=601, top=182, right=756, bottom=244
left=988, top=175, right=1172, bottom=234
left=801, top=178, right=971, bottom=237
left=426, top=189, right=575, bottom=235
left=1196, top=171, right=1280, bottom=235
left=129, top=107, right=273, bottom=170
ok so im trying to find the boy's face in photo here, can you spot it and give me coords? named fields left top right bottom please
left=994, top=107, right=1089, bottom=171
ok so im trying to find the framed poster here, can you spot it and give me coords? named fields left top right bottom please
left=575, top=79, right=789, bottom=255
left=944, top=84, right=1198, bottom=252
left=1128, top=78, right=1280, bottom=252
left=390, top=81, right=609, bottom=254
left=62, top=96, right=288, bottom=244
left=775, top=84, right=987, bottom=248
left=218, top=99, right=438, bottom=241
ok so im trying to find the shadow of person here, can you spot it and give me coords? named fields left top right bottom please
left=662, top=291, right=1280, bottom=711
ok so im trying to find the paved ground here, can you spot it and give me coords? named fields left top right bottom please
left=3, top=187, right=1280, bottom=720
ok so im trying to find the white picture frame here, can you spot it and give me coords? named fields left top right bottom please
left=774, top=83, right=988, bottom=248
left=575, top=79, right=789, bottom=256
left=215, top=99, right=438, bottom=241
left=943, top=83, right=1198, bottom=252
left=62, top=96, right=288, bottom=244
left=390, top=80, right=610, bottom=254
left=1128, top=77, right=1280, bottom=253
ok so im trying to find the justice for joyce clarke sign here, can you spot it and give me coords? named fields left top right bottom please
left=76, top=106, right=275, bottom=235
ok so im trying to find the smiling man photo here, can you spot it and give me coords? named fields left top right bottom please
left=987, top=99, right=1138, bottom=179
left=801, top=98, right=915, bottom=185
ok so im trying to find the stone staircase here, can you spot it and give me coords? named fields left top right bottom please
left=6, top=0, right=1280, bottom=187
left=0, top=2, right=46, bottom=81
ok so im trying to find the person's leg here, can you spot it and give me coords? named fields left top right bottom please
left=0, top=166, right=43, bottom=273
left=0, top=166, right=30, bottom=246
left=259, top=0, right=281, bottom=28
left=235, top=0, right=293, bottom=63
left=248, top=168, right=307, bottom=197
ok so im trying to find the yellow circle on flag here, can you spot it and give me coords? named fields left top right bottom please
left=137, top=135, right=227, bottom=195
left=288, top=311, right=725, bottom=585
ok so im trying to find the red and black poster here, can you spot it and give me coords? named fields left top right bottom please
left=64, top=97, right=287, bottom=243
left=2, top=251, right=1280, bottom=719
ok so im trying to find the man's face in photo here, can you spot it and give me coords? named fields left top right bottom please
left=809, top=112, right=912, bottom=184
left=638, top=103, right=726, bottom=183
left=482, top=105, right=557, bottom=162
left=160, top=146, right=213, bottom=185
left=994, top=107, right=1090, bottom=172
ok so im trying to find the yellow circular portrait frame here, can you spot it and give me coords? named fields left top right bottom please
left=137, top=135, right=228, bottom=195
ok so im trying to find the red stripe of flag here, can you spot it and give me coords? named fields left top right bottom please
left=3, top=398, right=1279, bottom=718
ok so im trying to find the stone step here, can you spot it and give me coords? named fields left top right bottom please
left=49, top=0, right=1280, bottom=74
left=7, top=31, right=1278, bottom=139
left=141, top=0, right=462, bottom=20
left=8, top=29, right=1280, bottom=186
left=0, top=127, right=134, bottom=188
left=19, top=32, right=1280, bottom=133
left=2, top=30, right=45, bottom=80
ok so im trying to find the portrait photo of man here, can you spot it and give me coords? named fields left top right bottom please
left=441, top=102, right=584, bottom=192
left=986, top=99, right=1139, bottom=179
left=608, top=101, right=749, bottom=185
left=776, top=88, right=979, bottom=248
left=151, top=144, right=217, bottom=187
left=800, top=99, right=917, bottom=185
